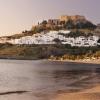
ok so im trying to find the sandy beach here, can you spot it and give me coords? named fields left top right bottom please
left=53, top=85, right=100, bottom=100
left=50, top=59, right=100, bottom=100
left=68, top=59, right=100, bottom=64
left=49, top=58, right=100, bottom=65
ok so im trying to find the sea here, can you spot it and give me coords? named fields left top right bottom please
left=0, top=60, right=99, bottom=100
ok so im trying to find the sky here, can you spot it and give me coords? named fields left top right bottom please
left=0, top=0, right=100, bottom=36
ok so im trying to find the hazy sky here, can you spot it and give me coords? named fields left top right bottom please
left=0, top=0, right=100, bottom=36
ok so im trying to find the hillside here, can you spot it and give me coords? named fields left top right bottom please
left=59, top=15, right=96, bottom=29
left=2, top=15, right=97, bottom=40
left=0, top=44, right=100, bottom=60
left=0, top=15, right=99, bottom=60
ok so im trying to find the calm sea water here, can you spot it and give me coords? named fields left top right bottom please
left=0, top=60, right=100, bottom=100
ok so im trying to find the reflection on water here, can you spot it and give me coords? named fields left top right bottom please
left=0, top=60, right=99, bottom=100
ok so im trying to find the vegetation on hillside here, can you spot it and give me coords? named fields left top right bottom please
left=0, top=43, right=99, bottom=60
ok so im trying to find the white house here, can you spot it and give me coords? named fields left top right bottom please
left=0, top=30, right=99, bottom=47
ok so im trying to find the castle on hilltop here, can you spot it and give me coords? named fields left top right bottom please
left=31, top=15, right=96, bottom=33
left=46, top=15, right=86, bottom=26
left=59, top=15, right=86, bottom=22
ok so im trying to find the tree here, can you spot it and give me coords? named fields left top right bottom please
left=41, top=20, right=47, bottom=25
left=97, top=39, right=100, bottom=43
left=53, top=38, right=62, bottom=44
left=66, top=19, right=74, bottom=29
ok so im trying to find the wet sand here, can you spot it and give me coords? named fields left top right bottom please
left=53, top=85, right=100, bottom=100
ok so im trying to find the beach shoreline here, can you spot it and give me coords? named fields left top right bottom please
left=48, top=58, right=100, bottom=65
left=52, top=84, right=100, bottom=100
left=50, top=59, right=100, bottom=100
left=0, top=57, right=99, bottom=65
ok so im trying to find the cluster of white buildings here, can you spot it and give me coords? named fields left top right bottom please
left=0, top=30, right=100, bottom=47
left=66, top=36, right=99, bottom=47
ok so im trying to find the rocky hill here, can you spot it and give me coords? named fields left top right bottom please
left=31, top=15, right=96, bottom=33
left=59, top=15, right=96, bottom=29
left=59, top=15, right=86, bottom=22
left=95, top=24, right=100, bottom=36
left=2, top=15, right=98, bottom=39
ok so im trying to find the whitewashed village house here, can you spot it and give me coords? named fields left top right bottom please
left=0, top=30, right=99, bottom=47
